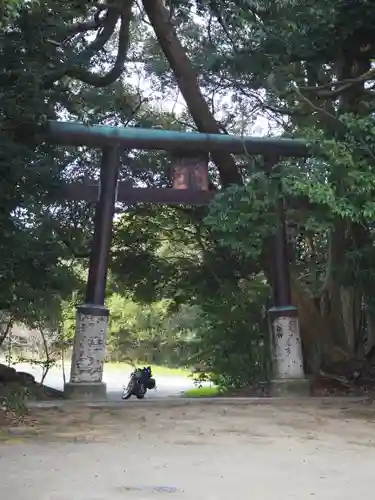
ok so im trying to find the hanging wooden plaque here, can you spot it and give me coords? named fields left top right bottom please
left=171, top=151, right=209, bottom=191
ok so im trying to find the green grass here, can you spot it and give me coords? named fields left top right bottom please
left=182, top=386, right=220, bottom=398
left=104, top=362, right=191, bottom=377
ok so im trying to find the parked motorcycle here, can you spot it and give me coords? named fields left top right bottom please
left=121, top=366, right=156, bottom=400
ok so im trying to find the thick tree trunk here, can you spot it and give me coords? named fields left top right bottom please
left=340, top=286, right=362, bottom=354
left=323, top=50, right=373, bottom=356
left=366, top=308, right=375, bottom=354
left=290, top=275, right=337, bottom=373
left=321, top=221, right=367, bottom=356
left=324, top=221, right=347, bottom=350
left=285, top=54, right=372, bottom=368
left=142, top=0, right=242, bottom=187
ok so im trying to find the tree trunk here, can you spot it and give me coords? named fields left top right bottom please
left=340, top=286, right=362, bottom=354
left=0, top=314, right=13, bottom=348
left=290, top=275, right=337, bottom=373
left=324, top=221, right=347, bottom=350
left=365, top=308, right=375, bottom=354
left=142, top=0, right=242, bottom=187
left=321, top=221, right=367, bottom=356
left=322, top=49, right=373, bottom=356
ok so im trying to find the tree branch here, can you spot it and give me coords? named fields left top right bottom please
left=142, top=0, right=242, bottom=187
left=45, top=0, right=133, bottom=88
left=299, top=68, right=375, bottom=98
left=67, top=5, right=132, bottom=87
left=62, top=4, right=110, bottom=42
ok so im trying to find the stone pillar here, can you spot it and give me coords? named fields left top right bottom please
left=269, top=306, right=310, bottom=396
left=64, top=305, right=109, bottom=400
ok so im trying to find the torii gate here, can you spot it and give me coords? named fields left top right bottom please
left=47, top=120, right=310, bottom=399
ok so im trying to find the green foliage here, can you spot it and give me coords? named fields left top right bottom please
left=0, top=384, right=28, bottom=415
left=283, top=117, right=375, bottom=224
left=110, top=181, right=275, bottom=384
left=0, top=1, right=90, bottom=325
left=135, top=0, right=375, bottom=374
left=183, top=386, right=220, bottom=397
left=61, top=299, right=77, bottom=344
left=111, top=206, right=208, bottom=303
left=189, top=278, right=271, bottom=388
left=0, top=0, right=23, bottom=27
left=205, top=177, right=276, bottom=258
left=106, top=292, right=197, bottom=367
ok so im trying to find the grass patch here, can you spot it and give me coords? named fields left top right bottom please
left=183, top=386, right=220, bottom=398
left=104, top=362, right=191, bottom=378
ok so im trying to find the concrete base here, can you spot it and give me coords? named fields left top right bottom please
left=269, top=377, right=311, bottom=397
left=64, top=382, right=107, bottom=400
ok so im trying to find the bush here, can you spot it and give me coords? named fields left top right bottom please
left=190, top=278, right=272, bottom=389
left=0, top=383, right=28, bottom=416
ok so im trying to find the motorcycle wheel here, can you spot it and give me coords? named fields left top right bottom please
left=121, top=384, right=133, bottom=400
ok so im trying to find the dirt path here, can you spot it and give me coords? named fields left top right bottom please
left=1, top=399, right=375, bottom=500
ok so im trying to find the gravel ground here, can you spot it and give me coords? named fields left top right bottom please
left=1, top=399, right=375, bottom=500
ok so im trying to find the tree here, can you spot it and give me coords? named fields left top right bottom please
left=163, top=0, right=375, bottom=371
left=111, top=0, right=375, bottom=384
left=0, top=1, right=151, bottom=334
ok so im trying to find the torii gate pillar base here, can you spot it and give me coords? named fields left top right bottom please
left=64, top=382, right=107, bottom=400
left=64, top=304, right=109, bottom=400
left=269, top=378, right=310, bottom=397
left=268, top=306, right=310, bottom=397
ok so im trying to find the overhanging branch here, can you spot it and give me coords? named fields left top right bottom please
left=299, top=68, right=375, bottom=99
left=66, top=2, right=132, bottom=87
left=44, top=0, right=133, bottom=88
left=62, top=4, right=110, bottom=42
